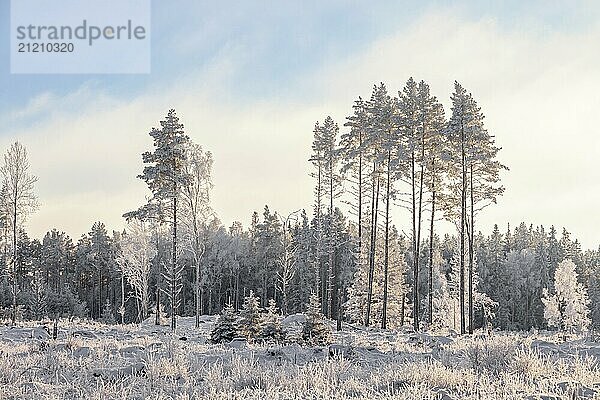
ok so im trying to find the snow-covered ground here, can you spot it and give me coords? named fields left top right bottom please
left=1, top=317, right=599, bottom=399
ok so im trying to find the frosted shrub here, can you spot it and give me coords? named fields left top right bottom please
left=510, top=347, right=551, bottom=382
left=461, top=335, right=519, bottom=375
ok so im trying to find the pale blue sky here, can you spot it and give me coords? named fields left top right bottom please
left=1, top=1, right=599, bottom=248
left=2, top=1, right=595, bottom=113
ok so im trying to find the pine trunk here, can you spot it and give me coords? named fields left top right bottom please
left=327, top=156, right=335, bottom=318
left=155, top=231, right=161, bottom=326
left=416, top=130, right=426, bottom=329
left=382, top=150, right=391, bottom=329
left=411, top=152, right=419, bottom=331
left=365, top=162, right=379, bottom=327
left=120, top=272, right=125, bottom=324
left=195, top=261, right=200, bottom=328
left=460, top=118, right=466, bottom=335
left=171, top=192, right=177, bottom=331
left=428, top=164, right=436, bottom=325
left=468, top=163, right=474, bottom=334
left=315, top=163, right=322, bottom=303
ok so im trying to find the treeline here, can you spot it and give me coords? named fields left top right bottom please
left=0, top=79, right=598, bottom=335
left=1, top=214, right=598, bottom=333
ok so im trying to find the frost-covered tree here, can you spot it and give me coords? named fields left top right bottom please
left=211, top=303, right=238, bottom=343
left=225, top=221, right=248, bottom=312
left=239, top=290, right=262, bottom=340
left=287, top=210, right=314, bottom=314
left=100, top=298, right=116, bottom=324
left=260, top=299, right=282, bottom=342
left=126, top=109, right=191, bottom=331
left=310, top=117, right=342, bottom=316
left=0, top=142, right=38, bottom=325
left=277, top=211, right=299, bottom=315
left=253, top=206, right=283, bottom=306
left=418, top=82, right=447, bottom=326
left=340, top=97, right=369, bottom=318
left=362, top=83, right=387, bottom=327
left=397, top=78, right=423, bottom=331
left=442, top=82, right=506, bottom=334
left=88, top=222, right=113, bottom=319
left=375, top=85, right=398, bottom=330
left=118, top=220, right=156, bottom=322
left=180, top=142, right=213, bottom=328
left=346, top=226, right=409, bottom=329
left=302, top=293, right=332, bottom=345
left=430, top=249, right=454, bottom=330
left=542, top=259, right=590, bottom=334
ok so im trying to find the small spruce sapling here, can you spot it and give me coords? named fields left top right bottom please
left=100, top=299, right=116, bottom=325
left=260, top=299, right=282, bottom=342
left=239, top=290, right=262, bottom=341
left=302, top=293, right=332, bottom=345
left=211, top=303, right=238, bottom=343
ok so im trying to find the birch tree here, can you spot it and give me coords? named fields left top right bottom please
left=542, top=259, right=590, bottom=334
left=118, top=220, right=157, bottom=322
left=0, top=142, right=38, bottom=325
left=277, top=210, right=300, bottom=315
left=180, top=142, right=213, bottom=328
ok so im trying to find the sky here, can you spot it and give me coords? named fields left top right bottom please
left=0, top=1, right=599, bottom=249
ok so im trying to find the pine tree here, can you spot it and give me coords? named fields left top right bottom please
left=340, top=97, right=369, bottom=323
left=302, top=293, right=332, bottom=345
left=442, top=81, right=506, bottom=334
left=374, top=84, right=397, bottom=330
left=287, top=210, right=315, bottom=314
left=211, top=303, right=238, bottom=343
left=398, top=78, right=422, bottom=331
left=363, top=83, right=387, bottom=327
left=125, top=109, right=191, bottom=331
left=417, top=81, right=447, bottom=327
left=310, top=121, right=326, bottom=308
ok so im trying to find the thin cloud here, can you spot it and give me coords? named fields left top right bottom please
left=1, top=7, right=598, bottom=248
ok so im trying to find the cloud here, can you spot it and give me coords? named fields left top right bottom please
left=307, top=9, right=600, bottom=248
left=2, top=7, right=599, bottom=248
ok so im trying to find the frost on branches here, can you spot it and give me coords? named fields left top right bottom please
left=260, top=299, right=282, bottom=342
left=239, top=291, right=262, bottom=341
left=211, top=303, right=238, bottom=343
left=542, top=259, right=590, bottom=334
left=302, top=293, right=332, bottom=345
